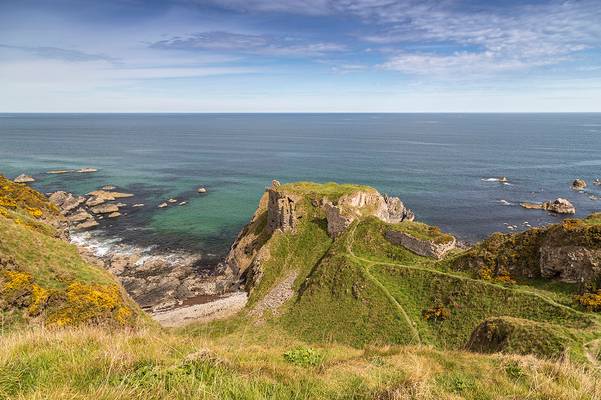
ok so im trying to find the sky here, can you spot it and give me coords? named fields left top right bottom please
left=1, top=0, right=600, bottom=112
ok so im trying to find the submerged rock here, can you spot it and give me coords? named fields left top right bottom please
left=13, top=174, right=35, bottom=183
left=87, top=190, right=133, bottom=200
left=90, top=204, right=120, bottom=214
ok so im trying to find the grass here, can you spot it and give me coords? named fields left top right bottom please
left=278, top=181, right=376, bottom=202
left=2, top=179, right=601, bottom=398
left=0, top=217, right=114, bottom=289
left=387, top=220, right=455, bottom=244
left=1, top=324, right=600, bottom=400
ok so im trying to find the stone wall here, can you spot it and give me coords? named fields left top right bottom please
left=323, top=191, right=414, bottom=238
left=385, top=230, right=456, bottom=259
left=267, top=188, right=300, bottom=233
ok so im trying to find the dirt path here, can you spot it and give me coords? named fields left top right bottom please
left=152, top=291, right=247, bottom=327
left=346, top=224, right=422, bottom=345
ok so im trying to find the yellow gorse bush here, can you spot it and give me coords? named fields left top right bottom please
left=48, top=282, right=133, bottom=327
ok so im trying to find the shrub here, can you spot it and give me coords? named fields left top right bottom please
left=283, top=347, right=324, bottom=367
left=575, top=290, right=601, bottom=312
left=423, top=305, right=451, bottom=321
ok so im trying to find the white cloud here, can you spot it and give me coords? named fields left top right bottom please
left=150, top=31, right=347, bottom=56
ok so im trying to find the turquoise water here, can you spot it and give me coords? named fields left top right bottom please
left=1, top=113, right=600, bottom=259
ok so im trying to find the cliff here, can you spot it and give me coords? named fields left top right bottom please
left=453, top=214, right=601, bottom=291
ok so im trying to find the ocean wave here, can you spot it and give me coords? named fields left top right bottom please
left=70, top=229, right=200, bottom=266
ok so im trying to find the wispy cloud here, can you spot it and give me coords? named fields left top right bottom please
left=0, top=44, right=118, bottom=63
left=201, top=0, right=601, bottom=76
left=150, top=31, right=346, bottom=56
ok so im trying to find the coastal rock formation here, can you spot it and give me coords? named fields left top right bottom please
left=49, top=191, right=86, bottom=214
left=385, top=230, right=456, bottom=259
left=13, top=174, right=35, bottom=183
left=521, top=198, right=576, bottom=214
left=87, top=190, right=133, bottom=200
left=90, top=204, right=120, bottom=214
left=454, top=214, right=601, bottom=287
left=97, top=250, right=234, bottom=311
left=573, top=179, right=587, bottom=190
left=540, top=245, right=601, bottom=283
left=67, top=209, right=94, bottom=223
left=77, top=219, right=99, bottom=229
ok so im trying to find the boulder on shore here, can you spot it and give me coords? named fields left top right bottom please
left=49, top=191, right=86, bottom=214
left=572, top=179, right=587, bottom=190
left=67, top=209, right=94, bottom=223
left=14, top=174, right=35, bottom=183
left=77, top=219, right=99, bottom=229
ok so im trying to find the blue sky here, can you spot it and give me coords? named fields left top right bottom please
left=1, top=0, right=600, bottom=112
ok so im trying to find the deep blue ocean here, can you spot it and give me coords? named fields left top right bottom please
left=1, top=113, right=600, bottom=261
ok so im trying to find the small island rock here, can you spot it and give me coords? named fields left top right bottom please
left=158, top=203, right=168, bottom=208
left=521, top=198, right=576, bottom=214
left=572, top=179, right=587, bottom=190
left=197, top=187, right=207, bottom=193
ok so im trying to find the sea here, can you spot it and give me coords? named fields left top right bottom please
left=1, top=113, right=600, bottom=264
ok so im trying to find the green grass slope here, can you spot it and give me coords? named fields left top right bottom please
left=234, top=183, right=601, bottom=362
left=0, top=176, right=143, bottom=329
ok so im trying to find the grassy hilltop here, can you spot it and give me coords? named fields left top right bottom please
left=1, top=177, right=601, bottom=399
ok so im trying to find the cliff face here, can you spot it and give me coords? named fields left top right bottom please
left=454, top=215, right=601, bottom=290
